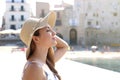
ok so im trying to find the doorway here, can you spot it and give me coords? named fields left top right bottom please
left=70, top=29, right=77, bottom=45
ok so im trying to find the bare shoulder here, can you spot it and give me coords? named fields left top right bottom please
left=22, top=63, right=47, bottom=80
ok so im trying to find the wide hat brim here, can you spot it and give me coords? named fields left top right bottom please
left=20, top=11, right=56, bottom=59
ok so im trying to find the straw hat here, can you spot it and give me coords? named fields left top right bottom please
left=20, top=11, right=56, bottom=59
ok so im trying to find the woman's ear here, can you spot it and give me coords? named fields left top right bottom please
left=32, top=36, right=40, bottom=43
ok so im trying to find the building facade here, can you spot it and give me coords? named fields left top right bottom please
left=76, top=0, right=120, bottom=46
left=60, top=0, right=120, bottom=47
left=3, top=0, right=120, bottom=47
left=4, top=0, right=31, bottom=30
left=36, top=1, right=85, bottom=46
left=35, top=2, right=69, bottom=43
left=36, top=2, right=49, bottom=18
left=63, top=1, right=85, bottom=46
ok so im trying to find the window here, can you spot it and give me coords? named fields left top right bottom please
left=10, top=25, right=16, bottom=30
left=20, top=6, right=24, bottom=11
left=96, top=21, right=99, bottom=25
left=21, top=25, right=23, bottom=28
left=11, top=5, right=14, bottom=11
left=96, top=13, right=98, bottom=17
left=93, top=13, right=98, bottom=17
left=57, top=12, right=60, bottom=18
left=86, top=32, right=89, bottom=37
left=55, top=20, right=62, bottom=26
left=41, top=10, right=45, bottom=17
left=11, top=15, right=15, bottom=21
left=113, top=12, right=117, bottom=16
left=69, top=19, right=78, bottom=26
left=21, top=0, right=24, bottom=3
left=12, top=0, right=14, bottom=3
left=88, top=21, right=91, bottom=25
left=21, top=15, right=24, bottom=21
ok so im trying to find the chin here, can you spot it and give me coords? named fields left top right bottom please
left=52, top=41, right=57, bottom=46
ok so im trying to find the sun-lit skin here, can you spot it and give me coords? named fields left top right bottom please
left=30, top=24, right=69, bottom=63
left=23, top=24, right=69, bottom=80
left=36, top=25, right=57, bottom=48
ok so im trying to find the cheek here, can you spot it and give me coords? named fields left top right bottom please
left=44, top=35, right=56, bottom=46
left=40, top=32, right=56, bottom=46
left=40, top=34, right=51, bottom=43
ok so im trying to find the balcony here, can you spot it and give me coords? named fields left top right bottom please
left=10, top=19, right=16, bottom=22
left=19, top=9, right=25, bottom=11
left=10, top=9, right=15, bottom=11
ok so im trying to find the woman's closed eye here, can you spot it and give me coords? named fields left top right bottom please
left=46, top=27, right=52, bottom=32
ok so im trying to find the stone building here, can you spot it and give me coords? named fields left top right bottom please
left=35, top=0, right=120, bottom=47
left=35, top=1, right=70, bottom=44
left=36, top=1, right=85, bottom=46
left=70, top=0, right=120, bottom=47
left=36, top=2, right=50, bottom=18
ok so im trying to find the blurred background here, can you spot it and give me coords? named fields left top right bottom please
left=0, top=0, right=120, bottom=80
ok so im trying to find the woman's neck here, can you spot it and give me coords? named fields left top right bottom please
left=29, top=46, right=49, bottom=64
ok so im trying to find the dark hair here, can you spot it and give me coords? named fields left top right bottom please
left=27, top=30, right=39, bottom=60
left=27, top=29, right=61, bottom=80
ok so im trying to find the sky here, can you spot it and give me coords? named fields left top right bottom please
left=36, top=0, right=74, bottom=5
left=29, top=0, right=74, bottom=15
left=0, top=0, right=74, bottom=27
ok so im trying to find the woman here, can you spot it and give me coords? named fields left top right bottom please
left=20, top=11, right=69, bottom=80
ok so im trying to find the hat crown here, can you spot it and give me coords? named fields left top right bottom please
left=20, top=18, right=40, bottom=46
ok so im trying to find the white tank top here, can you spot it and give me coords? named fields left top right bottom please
left=22, top=61, right=58, bottom=80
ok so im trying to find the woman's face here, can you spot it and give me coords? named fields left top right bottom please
left=36, top=25, right=57, bottom=47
